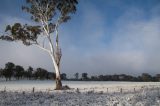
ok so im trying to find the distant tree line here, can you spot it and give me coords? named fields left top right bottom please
left=0, top=62, right=57, bottom=81
left=0, top=62, right=160, bottom=82
left=89, top=73, right=160, bottom=82
left=71, top=72, right=160, bottom=82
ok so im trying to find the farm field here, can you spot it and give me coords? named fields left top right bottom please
left=0, top=80, right=160, bottom=106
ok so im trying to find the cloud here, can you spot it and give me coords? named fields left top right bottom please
left=60, top=3, right=160, bottom=76
left=0, top=1, right=160, bottom=77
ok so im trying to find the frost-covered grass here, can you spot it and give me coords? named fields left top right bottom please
left=0, top=80, right=160, bottom=106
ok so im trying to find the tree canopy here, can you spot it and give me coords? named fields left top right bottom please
left=0, top=0, right=78, bottom=90
left=0, top=0, right=78, bottom=46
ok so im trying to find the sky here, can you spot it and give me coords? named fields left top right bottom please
left=0, top=0, right=160, bottom=77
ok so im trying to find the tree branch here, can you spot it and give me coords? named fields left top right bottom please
left=33, top=43, right=50, bottom=53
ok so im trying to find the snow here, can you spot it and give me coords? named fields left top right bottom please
left=0, top=80, right=160, bottom=106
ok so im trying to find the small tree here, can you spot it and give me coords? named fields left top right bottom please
left=3, top=62, right=15, bottom=81
left=26, top=66, right=34, bottom=80
left=0, top=0, right=78, bottom=89
left=156, top=74, right=160, bottom=81
left=14, top=65, right=24, bottom=80
left=82, top=73, right=88, bottom=80
left=0, top=68, right=3, bottom=78
left=141, top=73, right=152, bottom=82
left=74, top=72, right=79, bottom=80
left=46, top=72, right=56, bottom=80
left=61, top=73, right=67, bottom=80
left=34, top=68, right=48, bottom=80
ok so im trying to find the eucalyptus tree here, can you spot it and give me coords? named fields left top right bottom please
left=74, top=72, right=79, bottom=80
left=26, top=66, right=34, bottom=80
left=0, top=0, right=78, bottom=89
left=35, top=67, right=48, bottom=80
left=3, top=62, right=15, bottom=81
left=0, top=68, right=3, bottom=78
left=82, top=73, right=88, bottom=80
left=14, top=65, right=25, bottom=80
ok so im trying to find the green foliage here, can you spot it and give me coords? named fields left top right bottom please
left=61, top=73, right=67, bottom=80
left=5, top=62, right=15, bottom=70
left=141, top=73, right=152, bottom=82
left=0, top=23, right=41, bottom=46
left=22, top=0, right=78, bottom=23
left=0, top=62, right=57, bottom=80
left=14, top=65, right=25, bottom=80
left=0, top=0, right=78, bottom=45
left=82, top=73, right=88, bottom=80
left=33, top=68, right=48, bottom=79
left=2, top=62, right=15, bottom=81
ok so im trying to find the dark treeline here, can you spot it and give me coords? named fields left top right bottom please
left=0, top=62, right=160, bottom=82
left=72, top=73, right=160, bottom=82
left=0, top=62, right=56, bottom=81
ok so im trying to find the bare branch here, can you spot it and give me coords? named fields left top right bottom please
left=34, top=43, right=50, bottom=53
left=43, top=37, right=47, bottom=48
left=40, top=19, right=49, bottom=36
left=40, top=19, right=55, bottom=56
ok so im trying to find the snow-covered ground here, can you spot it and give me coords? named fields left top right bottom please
left=0, top=80, right=160, bottom=106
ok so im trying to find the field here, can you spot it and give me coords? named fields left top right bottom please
left=0, top=80, right=160, bottom=106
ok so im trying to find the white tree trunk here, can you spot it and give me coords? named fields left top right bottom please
left=50, top=52, right=62, bottom=89
left=50, top=53, right=60, bottom=77
left=40, top=19, right=62, bottom=89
